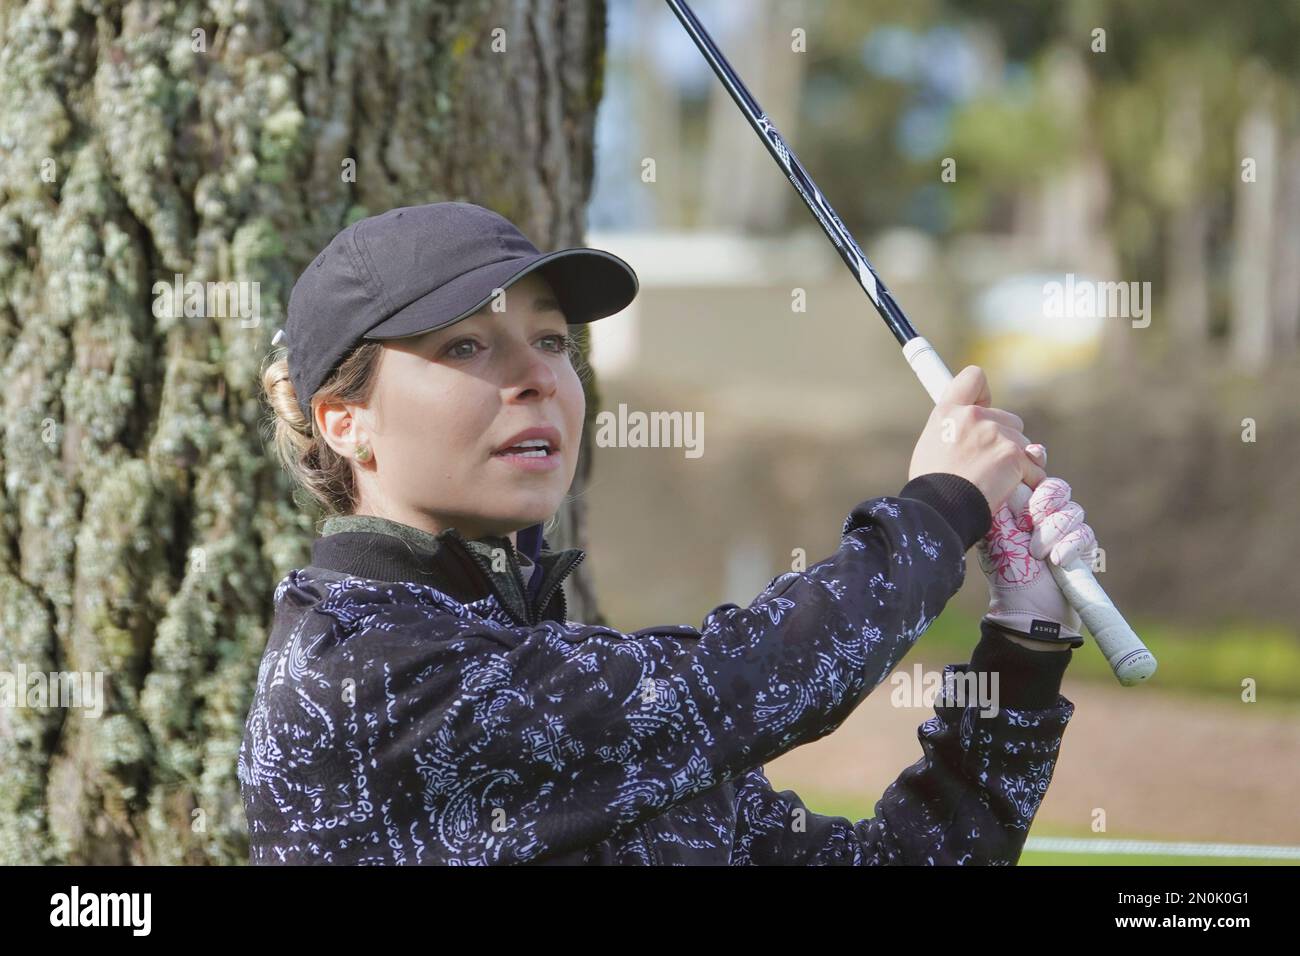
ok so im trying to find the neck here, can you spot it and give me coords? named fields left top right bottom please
left=350, top=505, right=517, bottom=551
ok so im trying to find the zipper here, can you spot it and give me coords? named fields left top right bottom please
left=500, top=542, right=531, bottom=622
left=451, top=534, right=585, bottom=626
left=504, top=543, right=584, bottom=625
left=451, top=538, right=524, bottom=620
left=532, top=551, right=585, bottom=625
left=640, top=822, right=662, bottom=865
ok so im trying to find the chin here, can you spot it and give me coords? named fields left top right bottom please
left=493, top=498, right=562, bottom=530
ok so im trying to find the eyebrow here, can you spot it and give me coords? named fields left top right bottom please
left=431, top=295, right=564, bottom=341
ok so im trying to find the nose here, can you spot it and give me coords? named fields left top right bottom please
left=500, top=336, right=559, bottom=403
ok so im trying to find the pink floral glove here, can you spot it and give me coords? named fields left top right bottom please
left=976, top=476, right=1097, bottom=644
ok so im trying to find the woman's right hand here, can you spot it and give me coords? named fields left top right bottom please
left=907, top=365, right=1047, bottom=514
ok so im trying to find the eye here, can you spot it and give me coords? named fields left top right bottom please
left=444, top=338, right=481, bottom=359
left=540, top=331, right=572, bottom=353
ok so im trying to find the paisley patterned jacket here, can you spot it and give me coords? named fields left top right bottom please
left=238, top=473, right=1076, bottom=865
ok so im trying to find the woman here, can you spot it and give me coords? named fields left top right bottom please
left=239, top=201, right=1095, bottom=865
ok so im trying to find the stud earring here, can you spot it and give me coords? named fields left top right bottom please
left=355, top=444, right=372, bottom=463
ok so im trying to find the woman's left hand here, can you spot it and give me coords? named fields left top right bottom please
left=976, top=475, right=1097, bottom=643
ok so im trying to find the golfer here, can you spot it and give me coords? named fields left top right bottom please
left=238, top=201, right=1096, bottom=865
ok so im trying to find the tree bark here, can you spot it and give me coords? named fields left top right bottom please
left=0, top=0, right=610, bottom=864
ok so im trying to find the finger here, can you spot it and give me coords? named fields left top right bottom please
left=978, top=407, right=1025, bottom=433
left=1051, top=523, right=1097, bottom=566
left=971, top=366, right=992, bottom=407
left=1030, top=501, right=1085, bottom=559
left=997, top=427, right=1046, bottom=491
left=941, top=365, right=992, bottom=408
left=1028, top=476, right=1072, bottom=521
left=1021, top=456, right=1047, bottom=491
left=998, top=424, right=1031, bottom=451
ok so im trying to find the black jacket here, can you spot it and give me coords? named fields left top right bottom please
left=237, top=474, right=1075, bottom=864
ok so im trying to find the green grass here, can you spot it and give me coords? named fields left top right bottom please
left=912, top=609, right=1300, bottom=703
left=1019, top=850, right=1290, bottom=866
left=1019, top=823, right=1297, bottom=865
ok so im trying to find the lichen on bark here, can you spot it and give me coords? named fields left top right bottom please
left=1, top=0, right=612, bottom=864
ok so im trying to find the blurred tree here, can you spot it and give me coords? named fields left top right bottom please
left=700, top=0, right=808, bottom=231
left=0, top=0, right=611, bottom=864
left=944, top=0, right=1300, bottom=367
left=1230, top=64, right=1281, bottom=371
left=801, top=0, right=948, bottom=233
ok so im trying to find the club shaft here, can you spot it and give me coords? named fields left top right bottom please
left=665, top=0, right=916, bottom=345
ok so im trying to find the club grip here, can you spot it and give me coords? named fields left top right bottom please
left=902, top=337, right=1157, bottom=686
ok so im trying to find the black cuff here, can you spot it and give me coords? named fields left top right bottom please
left=967, top=618, right=1072, bottom=709
left=985, top=615, right=1085, bottom=649
left=898, top=473, right=992, bottom=551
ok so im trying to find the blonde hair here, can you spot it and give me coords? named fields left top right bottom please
left=260, top=342, right=385, bottom=515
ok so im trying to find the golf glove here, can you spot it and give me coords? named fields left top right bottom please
left=977, top=475, right=1097, bottom=646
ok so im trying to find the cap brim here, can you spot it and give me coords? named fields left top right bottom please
left=362, top=247, right=639, bottom=341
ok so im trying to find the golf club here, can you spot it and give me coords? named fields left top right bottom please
left=666, top=0, right=1157, bottom=686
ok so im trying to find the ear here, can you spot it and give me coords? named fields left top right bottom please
left=317, top=399, right=366, bottom=459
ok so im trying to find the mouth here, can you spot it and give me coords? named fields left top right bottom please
left=491, top=440, right=556, bottom=459
left=491, top=426, right=562, bottom=459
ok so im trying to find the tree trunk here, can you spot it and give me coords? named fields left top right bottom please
left=1163, top=83, right=1210, bottom=354
left=701, top=0, right=806, bottom=232
left=0, top=0, right=610, bottom=865
left=1271, top=133, right=1300, bottom=356
left=1230, top=83, right=1277, bottom=371
left=630, top=0, right=685, bottom=228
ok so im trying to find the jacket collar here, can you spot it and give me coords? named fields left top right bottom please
left=309, top=514, right=585, bottom=625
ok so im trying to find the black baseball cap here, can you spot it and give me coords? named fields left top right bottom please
left=277, top=201, right=639, bottom=420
